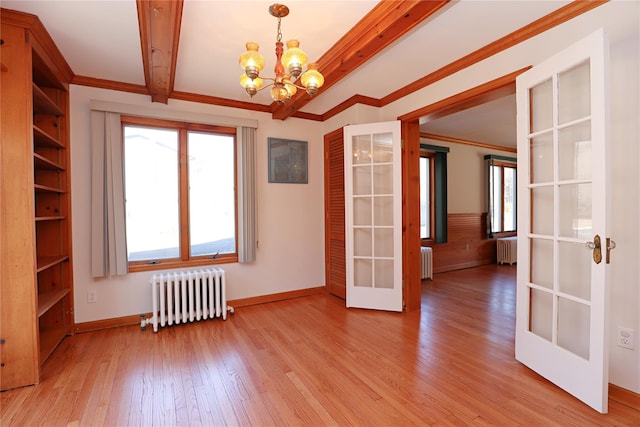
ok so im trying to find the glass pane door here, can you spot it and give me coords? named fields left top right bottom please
left=528, top=61, right=593, bottom=358
left=345, top=121, right=402, bottom=312
left=516, top=29, right=609, bottom=413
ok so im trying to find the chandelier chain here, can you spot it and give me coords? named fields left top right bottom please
left=276, top=17, right=282, bottom=42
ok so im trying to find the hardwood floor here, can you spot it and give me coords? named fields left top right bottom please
left=2, top=265, right=638, bottom=426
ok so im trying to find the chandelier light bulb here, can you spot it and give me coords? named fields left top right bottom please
left=281, top=40, right=307, bottom=79
left=239, top=42, right=265, bottom=80
left=240, top=73, right=264, bottom=97
left=300, top=62, right=324, bottom=95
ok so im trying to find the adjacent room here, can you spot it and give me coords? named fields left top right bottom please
left=1, top=1, right=638, bottom=425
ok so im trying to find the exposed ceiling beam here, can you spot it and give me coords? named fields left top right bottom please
left=136, top=0, right=183, bottom=104
left=271, top=0, right=450, bottom=121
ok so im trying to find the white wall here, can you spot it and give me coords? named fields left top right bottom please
left=70, top=86, right=326, bottom=324
left=421, top=138, right=515, bottom=213
left=326, top=0, right=640, bottom=394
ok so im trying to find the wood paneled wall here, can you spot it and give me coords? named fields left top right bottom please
left=426, top=213, right=496, bottom=273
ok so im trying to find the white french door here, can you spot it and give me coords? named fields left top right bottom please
left=344, top=121, right=402, bottom=312
left=515, top=29, right=611, bottom=413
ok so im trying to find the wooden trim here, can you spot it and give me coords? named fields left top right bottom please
left=384, top=1, right=607, bottom=106
left=1, top=9, right=74, bottom=87
left=321, top=95, right=382, bottom=121
left=419, top=82, right=517, bottom=124
left=271, top=0, right=449, bottom=121
left=29, top=20, right=74, bottom=86
left=127, top=256, right=238, bottom=273
left=71, top=75, right=150, bottom=95
left=609, top=384, right=640, bottom=411
left=0, top=7, right=38, bottom=27
left=421, top=133, right=517, bottom=154
left=399, top=67, right=529, bottom=122
left=136, top=0, right=184, bottom=103
left=74, top=314, right=147, bottom=334
left=170, top=90, right=272, bottom=113
left=178, top=128, right=189, bottom=260
left=228, top=287, right=326, bottom=308
left=402, top=120, right=422, bottom=312
left=75, top=287, right=326, bottom=333
left=290, top=111, right=323, bottom=121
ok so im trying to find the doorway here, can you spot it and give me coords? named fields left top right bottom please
left=397, top=69, right=527, bottom=310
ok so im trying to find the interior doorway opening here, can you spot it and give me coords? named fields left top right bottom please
left=399, top=69, right=527, bottom=310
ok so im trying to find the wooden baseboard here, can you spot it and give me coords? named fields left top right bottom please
left=74, top=287, right=326, bottom=333
left=433, top=259, right=495, bottom=274
left=228, top=286, right=326, bottom=308
left=75, top=314, right=148, bottom=334
left=609, top=383, right=640, bottom=411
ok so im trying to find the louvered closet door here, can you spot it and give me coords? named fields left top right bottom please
left=324, top=128, right=346, bottom=299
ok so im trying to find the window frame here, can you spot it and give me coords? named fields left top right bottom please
left=121, top=115, right=239, bottom=272
left=419, top=149, right=435, bottom=242
left=487, top=158, right=517, bottom=237
left=420, top=143, right=449, bottom=244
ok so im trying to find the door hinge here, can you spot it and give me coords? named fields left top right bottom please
left=606, top=237, right=616, bottom=264
left=402, top=279, right=405, bottom=289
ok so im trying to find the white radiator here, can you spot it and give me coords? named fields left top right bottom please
left=497, top=237, right=517, bottom=265
left=421, top=246, right=433, bottom=280
left=143, top=268, right=233, bottom=332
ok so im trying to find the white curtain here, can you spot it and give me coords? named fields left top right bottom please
left=91, top=111, right=128, bottom=277
left=237, top=127, right=257, bottom=263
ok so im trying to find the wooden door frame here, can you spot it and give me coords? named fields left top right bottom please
left=399, top=68, right=530, bottom=311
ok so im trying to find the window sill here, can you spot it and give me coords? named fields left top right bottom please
left=128, top=256, right=238, bottom=273
left=490, top=231, right=517, bottom=239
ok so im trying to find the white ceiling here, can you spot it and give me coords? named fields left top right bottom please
left=3, top=0, right=583, bottom=148
left=422, top=94, right=517, bottom=147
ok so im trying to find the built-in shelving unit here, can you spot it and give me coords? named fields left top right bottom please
left=1, top=8, right=74, bottom=390
left=32, top=49, right=73, bottom=365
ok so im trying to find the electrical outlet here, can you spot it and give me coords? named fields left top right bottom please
left=87, top=290, right=97, bottom=304
left=617, top=327, right=634, bottom=350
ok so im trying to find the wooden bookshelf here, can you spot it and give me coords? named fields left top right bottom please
left=1, top=8, right=74, bottom=391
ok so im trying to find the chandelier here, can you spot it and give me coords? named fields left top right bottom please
left=239, top=3, right=325, bottom=104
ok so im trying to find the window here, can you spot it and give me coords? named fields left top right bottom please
left=420, top=143, right=449, bottom=243
left=487, top=157, right=517, bottom=235
left=122, top=116, right=237, bottom=270
left=420, top=152, right=434, bottom=239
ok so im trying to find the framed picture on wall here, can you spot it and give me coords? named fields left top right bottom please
left=268, top=137, right=308, bottom=184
